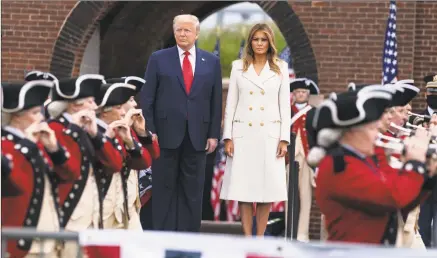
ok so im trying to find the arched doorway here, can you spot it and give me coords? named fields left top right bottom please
left=50, top=1, right=318, bottom=84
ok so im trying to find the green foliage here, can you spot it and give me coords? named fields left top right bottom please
left=197, top=22, right=287, bottom=77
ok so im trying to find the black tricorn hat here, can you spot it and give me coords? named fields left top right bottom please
left=290, top=78, right=319, bottom=95
left=312, top=87, right=393, bottom=131
left=51, top=74, right=105, bottom=102
left=105, top=76, right=145, bottom=94
left=24, top=70, right=58, bottom=82
left=387, top=80, right=419, bottom=107
left=1, top=80, right=54, bottom=113
left=96, top=83, right=137, bottom=108
left=424, top=74, right=436, bottom=84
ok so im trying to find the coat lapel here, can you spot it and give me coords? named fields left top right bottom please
left=259, top=61, right=276, bottom=84
left=242, top=61, right=276, bottom=90
left=242, top=64, right=264, bottom=89
left=170, top=46, right=188, bottom=95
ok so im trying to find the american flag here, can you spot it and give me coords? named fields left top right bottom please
left=210, top=35, right=224, bottom=221
left=278, top=46, right=296, bottom=79
left=212, top=37, right=220, bottom=57
left=382, top=0, right=398, bottom=84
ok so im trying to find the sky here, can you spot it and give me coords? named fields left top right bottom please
left=200, top=2, right=273, bottom=29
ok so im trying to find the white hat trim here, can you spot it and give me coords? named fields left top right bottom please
left=347, top=82, right=356, bottom=91
left=312, top=91, right=392, bottom=128
left=55, top=74, right=104, bottom=100
left=358, top=85, right=396, bottom=95
left=123, top=76, right=145, bottom=86
left=395, top=83, right=420, bottom=93
left=2, top=80, right=54, bottom=113
left=98, top=83, right=136, bottom=108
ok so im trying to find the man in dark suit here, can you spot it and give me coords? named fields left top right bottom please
left=141, top=14, right=222, bottom=232
left=418, top=74, right=437, bottom=247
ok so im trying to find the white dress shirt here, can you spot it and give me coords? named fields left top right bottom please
left=427, top=106, right=435, bottom=116
left=177, top=45, right=196, bottom=75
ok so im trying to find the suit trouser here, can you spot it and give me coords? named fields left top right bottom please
left=152, top=130, right=207, bottom=232
left=285, top=153, right=313, bottom=241
left=418, top=196, right=436, bottom=247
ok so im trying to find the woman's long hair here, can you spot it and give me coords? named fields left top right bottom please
left=242, top=23, right=281, bottom=75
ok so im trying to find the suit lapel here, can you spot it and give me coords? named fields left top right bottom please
left=189, top=48, right=205, bottom=96
left=170, top=46, right=188, bottom=95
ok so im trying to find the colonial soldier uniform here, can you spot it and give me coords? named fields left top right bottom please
left=24, top=70, right=58, bottom=120
left=287, top=78, right=319, bottom=242
left=349, top=81, right=427, bottom=248
left=1, top=80, right=78, bottom=258
left=418, top=74, right=437, bottom=247
left=309, top=87, right=435, bottom=245
left=94, top=81, right=153, bottom=230
left=106, top=76, right=161, bottom=209
left=45, top=74, right=124, bottom=257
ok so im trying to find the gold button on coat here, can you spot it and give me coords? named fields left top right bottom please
left=249, top=107, right=253, bottom=111
left=249, top=122, right=252, bottom=126
left=261, top=90, right=265, bottom=95
left=250, top=91, right=253, bottom=95
left=260, top=106, right=264, bottom=111
left=260, top=122, right=264, bottom=126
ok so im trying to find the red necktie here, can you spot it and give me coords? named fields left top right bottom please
left=182, top=51, right=193, bottom=93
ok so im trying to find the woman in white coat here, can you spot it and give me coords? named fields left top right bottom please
left=220, top=23, right=291, bottom=236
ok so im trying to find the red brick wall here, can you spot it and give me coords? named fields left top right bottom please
left=2, top=0, right=436, bottom=240
left=1, top=1, right=77, bottom=80
left=291, top=1, right=436, bottom=111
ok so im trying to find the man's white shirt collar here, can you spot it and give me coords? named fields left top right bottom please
left=3, top=125, right=25, bottom=139
left=96, top=118, right=108, bottom=130
left=177, top=45, right=196, bottom=59
left=428, top=106, right=435, bottom=115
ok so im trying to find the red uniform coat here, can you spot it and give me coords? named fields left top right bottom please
left=93, top=123, right=155, bottom=227
left=316, top=146, right=429, bottom=244
left=48, top=115, right=124, bottom=227
left=286, top=104, right=312, bottom=165
left=1, top=128, right=78, bottom=258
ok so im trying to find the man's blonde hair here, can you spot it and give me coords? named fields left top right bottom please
left=173, top=14, right=200, bottom=33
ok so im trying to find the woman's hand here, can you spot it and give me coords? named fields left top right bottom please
left=224, top=139, right=234, bottom=157
left=276, top=141, right=288, bottom=158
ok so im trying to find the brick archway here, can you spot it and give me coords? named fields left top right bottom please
left=49, top=1, right=318, bottom=84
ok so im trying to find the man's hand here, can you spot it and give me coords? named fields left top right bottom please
left=206, top=138, right=218, bottom=154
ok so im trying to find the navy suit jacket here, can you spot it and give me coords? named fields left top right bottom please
left=141, top=46, right=222, bottom=151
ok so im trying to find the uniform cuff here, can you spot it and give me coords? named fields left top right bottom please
left=126, top=140, right=143, bottom=158
left=46, top=143, right=70, bottom=166
left=137, top=131, right=153, bottom=145
left=403, top=160, right=427, bottom=179
left=90, top=131, right=107, bottom=150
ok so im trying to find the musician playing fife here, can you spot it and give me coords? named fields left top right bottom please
left=308, top=86, right=437, bottom=245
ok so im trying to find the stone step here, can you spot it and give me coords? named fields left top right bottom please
left=199, top=220, right=244, bottom=235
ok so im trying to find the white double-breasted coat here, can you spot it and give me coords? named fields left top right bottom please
left=220, top=59, right=291, bottom=202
